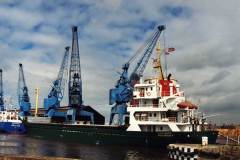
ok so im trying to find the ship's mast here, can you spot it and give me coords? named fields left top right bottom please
left=153, top=40, right=165, bottom=80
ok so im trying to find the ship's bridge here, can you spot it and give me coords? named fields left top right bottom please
left=132, top=78, right=183, bottom=101
left=130, top=78, right=184, bottom=107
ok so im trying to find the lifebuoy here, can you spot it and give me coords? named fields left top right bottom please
left=146, top=92, right=151, bottom=96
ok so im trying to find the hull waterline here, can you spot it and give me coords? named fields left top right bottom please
left=25, top=122, right=218, bottom=147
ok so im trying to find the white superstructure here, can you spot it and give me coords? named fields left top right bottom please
left=127, top=77, right=201, bottom=132
left=126, top=39, right=203, bottom=132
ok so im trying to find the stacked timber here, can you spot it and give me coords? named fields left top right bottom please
left=217, top=128, right=240, bottom=139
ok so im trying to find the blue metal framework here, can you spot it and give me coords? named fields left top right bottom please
left=44, top=46, right=70, bottom=117
left=109, top=25, right=166, bottom=125
left=18, top=63, right=31, bottom=116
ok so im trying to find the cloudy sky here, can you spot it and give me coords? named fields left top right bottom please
left=0, top=0, right=239, bottom=124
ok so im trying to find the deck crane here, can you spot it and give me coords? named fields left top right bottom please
left=68, top=26, right=94, bottom=123
left=0, top=69, right=4, bottom=111
left=18, top=63, right=31, bottom=116
left=44, top=46, right=70, bottom=117
left=109, top=25, right=166, bottom=125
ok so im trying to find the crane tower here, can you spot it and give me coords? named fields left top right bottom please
left=109, top=25, right=166, bottom=125
left=44, top=46, right=70, bottom=117
left=68, top=26, right=82, bottom=107
left=0, top=69, right=4, bottom=111
left=18, top=63, right=31, bottom=116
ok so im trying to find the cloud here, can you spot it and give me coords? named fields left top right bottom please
left=202, top=70, right=231, bottom=85
left=10, top=31, right=65, bottom=47
left=0, top=5, right=43, bottom=30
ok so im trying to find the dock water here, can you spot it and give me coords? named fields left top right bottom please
left=0, top=154, right=78, bottom=160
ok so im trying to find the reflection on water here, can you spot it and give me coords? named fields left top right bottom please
left=0, top=134, right=168, bottom=160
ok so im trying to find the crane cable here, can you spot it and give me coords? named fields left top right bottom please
left=133, top=30, right=162, bottom=75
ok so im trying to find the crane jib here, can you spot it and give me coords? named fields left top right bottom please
left=131, top=25, right=166, bottom=78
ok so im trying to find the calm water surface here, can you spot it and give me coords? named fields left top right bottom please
left=0, top=134, right=168, bottom=160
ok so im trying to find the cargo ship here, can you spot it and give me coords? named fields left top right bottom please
left=24, top=25, right=218, bottom=147
left=0, top=69, right=26, bottom=134
left=0, top=110, right=26, bottom=134
left=24, top=74, right=218, bottom=146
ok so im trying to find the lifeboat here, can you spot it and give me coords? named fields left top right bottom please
left=177, top=101, right=198, bottom=109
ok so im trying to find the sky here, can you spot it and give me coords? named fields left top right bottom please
left=0, top=0, right=239, bottom=124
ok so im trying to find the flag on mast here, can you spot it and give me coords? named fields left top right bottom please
left=165, top=47, right=175, bottom=55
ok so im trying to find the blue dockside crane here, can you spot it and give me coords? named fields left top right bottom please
left=44, top=46, right=70, bottom=117
left=68, top=26, right=94, bottom=123
left=109, top=25, right=166, bottom=125
left=18, top=63, right=31, bottom=116
left=0, top=69, right=4, bottom=111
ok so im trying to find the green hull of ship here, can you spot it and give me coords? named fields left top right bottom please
left=25, top=123, right=218, bottom=147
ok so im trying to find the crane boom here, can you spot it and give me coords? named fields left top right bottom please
left=57, top=46, right=70, bottom=100
left=44, top=47, right=70, bottom=117
left=0, top=69, right=4, bottom=111
left=109, top=25, right=166, bottom=125
left=133, top=25, right=165, bottom=76
left=130, top=25, right=165, bottom=81
left=18, top=63, right=31, bottom=116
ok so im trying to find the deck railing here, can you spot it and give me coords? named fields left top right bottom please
left=129, top=104, right=160, bottom=108
left=135, top=117, right=179, bottom=123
